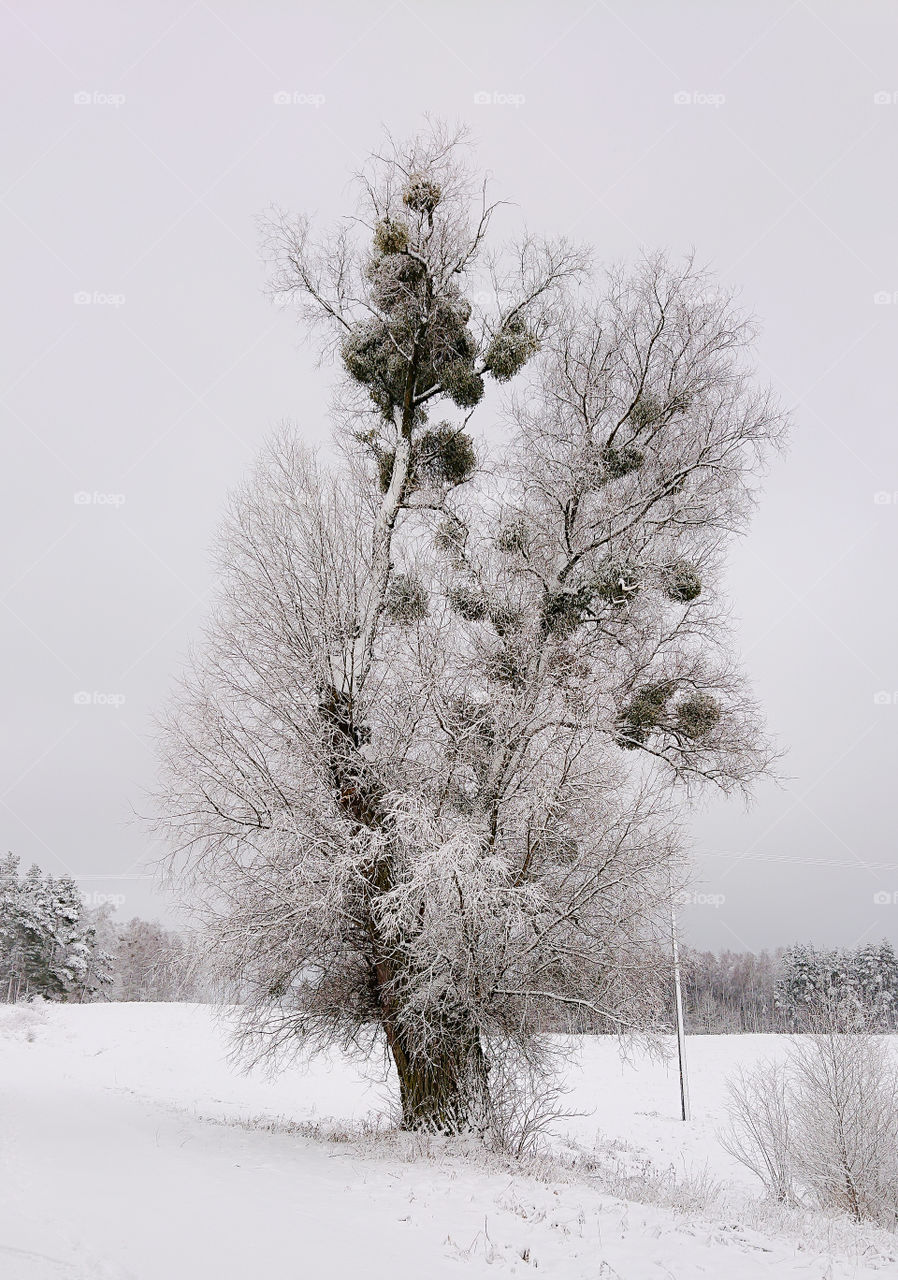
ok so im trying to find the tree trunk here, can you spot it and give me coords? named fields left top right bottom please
left=387, top=1021, right=487, bottom=1133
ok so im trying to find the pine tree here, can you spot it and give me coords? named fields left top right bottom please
left=0, top=856, right=109, bottom=1001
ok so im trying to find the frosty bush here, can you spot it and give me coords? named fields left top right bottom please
left=790, top=1017, right=898, bottom=1226
left=720, top=1059, right=796, bottom=1203
left=721, top=1006, right=898, bottom=1228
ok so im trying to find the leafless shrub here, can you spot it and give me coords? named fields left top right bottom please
left=721, top=1009, right=898, bottom=1228
left=790, top=1023, right=898, bottom=1228
left=482, top=1048, right=578, bottom=1158
left=719, top=1058, right=796, bottom=1203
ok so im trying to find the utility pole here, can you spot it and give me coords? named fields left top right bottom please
left=669, top=873, right=690, bottom=1121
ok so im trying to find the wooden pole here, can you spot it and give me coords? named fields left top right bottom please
left=670, top=874, right=690, bottom=1121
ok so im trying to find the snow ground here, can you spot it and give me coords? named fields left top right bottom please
left=0, top=1004, right=896, bottom=1279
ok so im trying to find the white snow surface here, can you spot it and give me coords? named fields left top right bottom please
left=1, top=1002, right=896, bottom=1279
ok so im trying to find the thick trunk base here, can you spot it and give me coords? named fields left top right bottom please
left=390, top=1034, right=488, bottom=1133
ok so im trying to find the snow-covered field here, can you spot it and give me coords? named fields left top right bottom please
left=1, top=1004, right=895, bottom=1279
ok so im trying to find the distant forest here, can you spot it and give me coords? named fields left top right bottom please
left=682, top=942, right=898, bottom=1032
left=2, top=855, right=896, bottom=1031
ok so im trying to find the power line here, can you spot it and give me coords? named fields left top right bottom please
left=696, top=851, right=898, bottom=872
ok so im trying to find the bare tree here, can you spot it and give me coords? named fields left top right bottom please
left=112, top=918, right=213, bottom=1002
left=682, top=947, right=785, bottom=1033
left=153, top=124, right=784, bottom=1136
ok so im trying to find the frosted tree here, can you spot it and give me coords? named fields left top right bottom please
left=776, top=944, right=829, bottom=1025
left=776, top=942, right=898, bottom=1029
left=154, top=124, right=785, bottom=1134
left=111, top=918, right=211, bottom=1002
left=683, top=948, right=782, bottom=1032
left=0, top=856, right=107, bottom=1002
left=850, top=941, right=898, bottom=1025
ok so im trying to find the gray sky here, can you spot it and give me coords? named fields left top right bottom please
left=3, top=0, right=898, bottom=952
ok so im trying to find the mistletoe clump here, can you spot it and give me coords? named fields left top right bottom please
left=434, top=518, right=467, bottom=561
left=484, top=648, right=526, bottom=687
left=403, top=173, right=442, bottom=215
left=593, top=559, right=641, bottom=607
left=376, top=426, right=477, bottom=494
left=376, top=447, right=397, bottom=493
left=664, top=560, right=702, bottom=603
left=615, top=680, right=675, bottom=749
left=488, top=602, right=525, bottom=637
left=496, top=518, right=531, bottom=555
left=383, top=572, right=429, bottom=624
left=343, top=298, right=483, bottom=421
left=676, top=692, right=720, bottom=740
left=439, top=357, right=484, bottom=409
left=342, top=321, right=410, bottom=420
left=448, top=585, right=489, bottom=622
left=541, top=584, right=594, bottom=637
left=629, top=392, right=663, bottom=429
left=367, top=251, right=425, bottom=313
left=601, top=443, right=645, bottom=480
left=418, top=293, right=484, bottom=409
left=365, top=215, right=424, bottom=313
left=484, top=315, right=540, bottom=383
left=372, top=217, right=410, bottom=255
left=414, top=425, right=477, bottom=488
left=342, top=202, right=484, bottom=420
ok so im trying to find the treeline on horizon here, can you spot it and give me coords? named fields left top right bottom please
left=2, top=856, right=896, bottom=1031
left=681, top=942, right=898, bottom=1033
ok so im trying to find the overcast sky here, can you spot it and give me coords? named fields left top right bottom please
left=3, top=0, right=898, bottom=951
